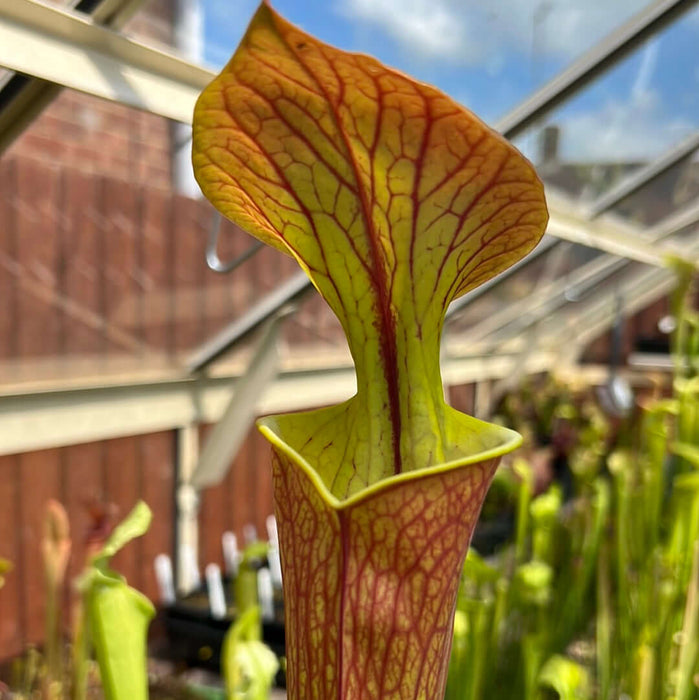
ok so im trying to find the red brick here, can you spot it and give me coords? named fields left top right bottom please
left=14, top=159, right=62, bottom=359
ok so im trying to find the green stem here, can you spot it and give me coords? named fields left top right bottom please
left=670, top=260, right=694, bottom=379
left=71, top=597, right=89, bottom=700
left=468, top=599, right=492, bottom=700
left=45, top=580, right=60, bottom=686
left=514, top=459, right=533, bottom=565
left=597, top=541, right=612, bottom=700
left=490, top=578, right=509, bottom=663
left=636, top=644, right=656, bottom=700
left=675, top=540, right=699, bottom=700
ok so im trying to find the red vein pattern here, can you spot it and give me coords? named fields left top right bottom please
left=193, top=3, right=548, bottom=483
left=272, top=446, right=498, bottom=699
left=193, top=4, right=548, bottom=698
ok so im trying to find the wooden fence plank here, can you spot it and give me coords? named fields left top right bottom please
left=102, top=177, right=140, bottom=355
left=0, top=160, right=18, bottom=362
left=18, top=448, right=61, bottom=645
left=172, top=196, right=206, bottom=353
left=63, top=442, right=105, bottom=585
left=139, top=431, right=175, bottom=605
left=104, top=436, right=140, bottom=588
left=138, top=188, right=172, bottom=355
left=449, top=383, right=476, bottom=416
left=61, top=170, right=103, bottom=355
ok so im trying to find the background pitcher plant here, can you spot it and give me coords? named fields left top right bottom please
left=192, top=2, right=548, bottom=698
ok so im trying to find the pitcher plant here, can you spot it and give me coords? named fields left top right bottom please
left=192, top=3, right=548, bottom=697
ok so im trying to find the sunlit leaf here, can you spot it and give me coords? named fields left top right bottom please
left=192, top=4, right=548, bottom=698
left=671, top=441, right=699, bottom=469
left=193, top=1, right=547, bottom=497
left=538, top=655, right=592, bottom=700
left=95, top=500, right=152, bottom=564
left=87, top=568, right=154, bottom=700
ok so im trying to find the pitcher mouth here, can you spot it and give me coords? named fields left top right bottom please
left=258, top=406, right=521, bottom=510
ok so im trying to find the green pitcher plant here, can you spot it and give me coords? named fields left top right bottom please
left=79, top=501, right=155, bottom=700
left=192, top=3, right=548, bottom=698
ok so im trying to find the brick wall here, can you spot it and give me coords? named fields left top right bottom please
left=123, top=0, right=174, bottom=46
left=6, top=92, right=174, bottom=189
left=5, top=0, right=175, bottom=190
left=0, top=0, right=301, bottom=668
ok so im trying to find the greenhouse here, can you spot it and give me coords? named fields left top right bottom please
left=0, top=0, right=698, bottom=698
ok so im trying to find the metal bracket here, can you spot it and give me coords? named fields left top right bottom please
left=205, top=212, right=264, bottom=274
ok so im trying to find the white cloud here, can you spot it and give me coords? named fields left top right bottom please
left=336, top=0, right=476, bottom=62
left=337, top=0, right=659, bottom=66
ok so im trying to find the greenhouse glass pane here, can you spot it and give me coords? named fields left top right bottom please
left=523, top=219, right=699, bottom=357
left=604, top=152, right=699, bottom=227
left=513, top=3, right=699, bottom=206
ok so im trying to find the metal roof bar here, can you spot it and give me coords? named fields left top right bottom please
left=0, top=0, right=148, bottom=152
left=483, top=198, right=699, bottom=349
left=456, top=129, right=699, bottom=329
left=545, top=193, right=691, bottom=267
left=545, top=261, right=685, bottom=353
left=189, top=189, right=697, bottom=373
left=588, top=130, right=699, bottom=218
left=187, top=185, right=697, bottom=373
left=449, top=127, right=699, bottom=325
left=191, top=315, right=282, bottom=489
left=470, top=254, right=629, bottom=346
left=0, top=348, right=565, bottom=456
left=186, top=271, right=311, bottom=373
left=496, top=0, right=698, bottom=139
left=0, top=0, right=215, bottom=135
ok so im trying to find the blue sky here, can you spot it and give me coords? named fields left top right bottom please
left=199, top=0, right=699, bottom=164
